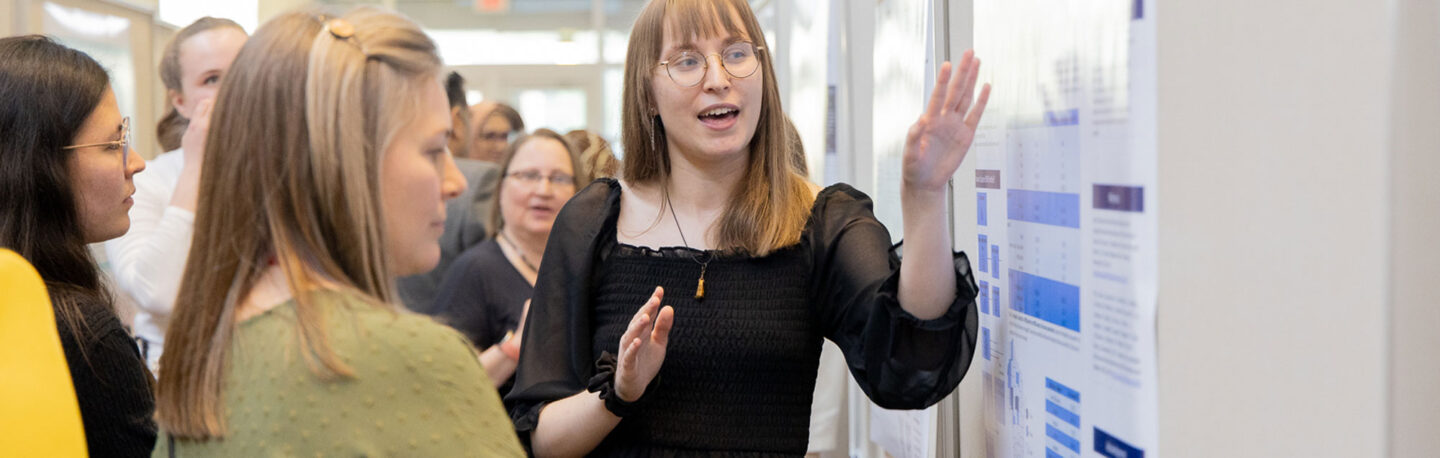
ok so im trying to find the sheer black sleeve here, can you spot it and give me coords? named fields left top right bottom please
left=807, top=184, right=980, bottom=409
left=504, top=178, right=622, bottom=450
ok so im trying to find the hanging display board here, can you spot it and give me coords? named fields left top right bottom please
left=970, top=0, right=1158, bottom=456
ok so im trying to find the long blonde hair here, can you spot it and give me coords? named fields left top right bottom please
left=155, top=7, right=442, bottom=440
left=620, top=0, right=812, bottom=256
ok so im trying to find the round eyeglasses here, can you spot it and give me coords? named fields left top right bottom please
left=657, top=42, right=764, bottom=87
left=63, top=116, right=132, bottom=170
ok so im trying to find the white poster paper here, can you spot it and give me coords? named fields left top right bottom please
left=970, top=0, right=1158, bottom=456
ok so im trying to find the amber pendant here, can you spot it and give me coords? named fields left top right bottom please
left=695, top=263, right=707, bottom=300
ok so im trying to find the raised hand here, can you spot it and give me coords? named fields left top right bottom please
left=614, top=286, right=674, bottom=402
left=171, top=98, right=215, bottom=212
left=181, top=98, right=214, bottom=167
left=903, top=49, right=991, bottom=192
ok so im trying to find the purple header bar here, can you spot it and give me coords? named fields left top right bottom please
left=1092, top=184, right=1144, bottom=212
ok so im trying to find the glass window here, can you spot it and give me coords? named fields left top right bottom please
left=157, top=0, right=257, bottom=32
left=43, top=3, right=136, bottom=124
left=516, top=88, right=588, bottom=134
left=430, top=29, right=600, bottom=66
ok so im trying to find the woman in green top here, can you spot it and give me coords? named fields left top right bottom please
left=152, top=7, right=523, bottom=456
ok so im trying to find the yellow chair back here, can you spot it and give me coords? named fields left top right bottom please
left=0, top=249, right=87, bottom=456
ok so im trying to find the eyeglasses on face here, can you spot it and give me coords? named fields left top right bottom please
left=506, top=170, right=574, bottom=187
left=480, top=131, right=515, bottom=142
left=657, top=42, right=764, bottom=87
left=63, top=116, right=132, bottom=169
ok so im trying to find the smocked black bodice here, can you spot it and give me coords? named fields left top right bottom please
left=591, top=244, right=822, bottom=455
left=506, top=178, right=981, bottom=458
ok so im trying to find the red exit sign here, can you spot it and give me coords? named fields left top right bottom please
left=474, top=0, right=510, bottom=14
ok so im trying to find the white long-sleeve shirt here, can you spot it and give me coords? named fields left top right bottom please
left=104, top=150, right=191, bottom=372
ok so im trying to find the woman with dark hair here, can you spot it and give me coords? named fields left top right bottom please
left=506, top=0, right=990, bottom=455
left=105, top=17, right=247, bottom=371
left=0, top=35, right=155, bottom=456
left=432, top=128, right=582, bottom=393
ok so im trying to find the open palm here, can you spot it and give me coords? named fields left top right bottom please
left=904, top=49, right=991, bottom=192
left=614, top=286, right=674, bottom=402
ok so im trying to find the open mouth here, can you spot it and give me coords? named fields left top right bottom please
left=697, top=105, right=740, bottom=128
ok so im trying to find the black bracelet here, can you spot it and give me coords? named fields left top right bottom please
left=587, top=351, right=646, bottom=418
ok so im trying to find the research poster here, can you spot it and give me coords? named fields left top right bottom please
left=970, top=0, right=1158, bottom=456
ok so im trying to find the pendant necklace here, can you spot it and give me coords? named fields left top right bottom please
left=499, top=231, right=540, bottom=274
left=665, top=191, right=712, bottom=300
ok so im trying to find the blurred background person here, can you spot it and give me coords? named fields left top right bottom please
left=443, top=71, right=474, bottom=159
left=153, top=8, right=521, bottom=455
left=0, top=35, right=155, bottom=457
left=566, top=128, right=619, bottom=181
left=431, top=128, right=581, bottom=395
left=396, top=71, right=501, bottom=313
left=467, top=101, right=525, bottom=163
left=104, top=16, right=247, bottom=371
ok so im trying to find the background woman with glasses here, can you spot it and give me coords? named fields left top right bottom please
left=432, top=128, right=582, bottom=396
left=0, top=35, right=155, bottom=456
left=466, top=101, right=527, bottom=164
left=506, top=0, right=991, bottom=455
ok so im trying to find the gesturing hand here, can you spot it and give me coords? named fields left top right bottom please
left=903, top=49, right=992, bottom=192
left=614, top=286, right=674, bottom=402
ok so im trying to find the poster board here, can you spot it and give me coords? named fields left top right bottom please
left=968, top=0, right=1159, bottom=456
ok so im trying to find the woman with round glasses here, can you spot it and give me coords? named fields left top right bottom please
left=432, top=128, right=582, bottom=395
left=0, top=35, right=154, bottom=456
left=506, top=0, right=991, bottom=455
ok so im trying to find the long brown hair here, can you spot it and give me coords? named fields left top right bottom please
left=620, top=0, right=812, bottom=256
left=0, top=36, right=113, bottom=361
left=155, top=7, right=443, bottom=439
left=156, top=17, right=245, bottom=151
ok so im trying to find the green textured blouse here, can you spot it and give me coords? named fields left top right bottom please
left=156, top=291, right=524, bottom=457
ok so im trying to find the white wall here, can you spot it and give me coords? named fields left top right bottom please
left=1157, top=0, right=1397, bottom=455
left=1387, top=0, right=1440, bottom=456
left=945, top=0, right=1440, bottom=456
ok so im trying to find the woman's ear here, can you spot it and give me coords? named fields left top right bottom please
left=169, top=89, right=190, bottom=119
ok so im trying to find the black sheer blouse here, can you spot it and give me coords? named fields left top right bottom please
left=507, top=178, right=979, bottom=456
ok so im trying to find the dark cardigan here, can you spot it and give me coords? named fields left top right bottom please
left=54, top=291, right=157, bottom=457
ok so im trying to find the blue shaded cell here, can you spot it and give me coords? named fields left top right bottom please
left=1009, top=270, right=1081, bottom=332
left=1007, top=189, right=1081, bottom=228
left=990, top=245, right=1000, bottom=278
left=978, top=193, right=988, bottom=226
left=978, top=235, right=989, bottom=273
left=1046, top=424, right=1081, bottom=453
left=992, top=285, right=1002, bottom=317
left=979, top=280, right=990, bottom=314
